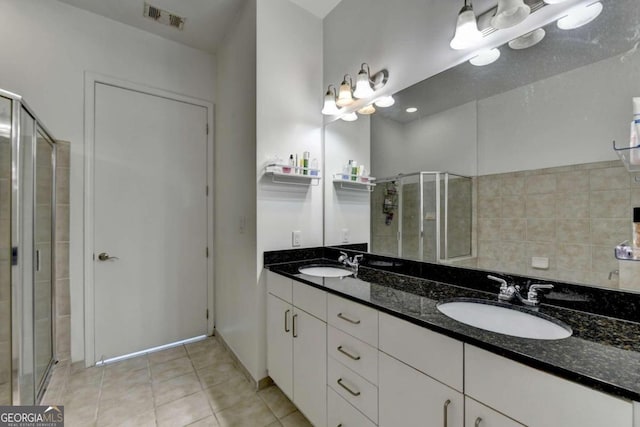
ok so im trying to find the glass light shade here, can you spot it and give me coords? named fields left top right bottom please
left=354, top=70, right=375, bottom=99
left=358, top=104, right=376, bottom=115
left=450, top=6, right=483, bottom=50
left=557, top=2, right=603, bottom=30
left=341, top=112, right=358, bottom=122
left=321, top=91, right=340, bottom=115
left=337, top=81, right=354, bottom=107
left=375, top=96, right=395, bottom=108
left=491, top=0, right=530, bottom=29
left=469, top=48, right=501, bottom=66
left=508, top=28, right=546, bottom=50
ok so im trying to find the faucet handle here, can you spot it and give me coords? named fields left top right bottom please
left=353, top=254, right=364, bottom=263
left=338, top=251, right=349, bottom=262
left=527, top=284, right=554, bottom=304
left=488, top=275, right=508, bottom=290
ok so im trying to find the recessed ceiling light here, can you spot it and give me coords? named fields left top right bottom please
left=375, top=96, right=395, bottom=108
left=557, top=2, right=603, bottom=30
left=508, top=28, right=546, bottom=50
left=406, top=107, right=418, bottom=113
left=469, top=48, right=501, bottom=66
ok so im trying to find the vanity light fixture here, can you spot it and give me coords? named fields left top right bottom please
left=543, top=0, right=570, bottom=3
left=358, top=104, right=376, bottom=115
left=491, top=0, right=531, bottom=29
left=469, top=48, right=501, bottom=66
left=375, top=96, right=395, bottom=108
left=508, top=28, right=546, bottom=49
left=336, top=75, right=355, bottom=107
left=341, top=112, right=358, bottom=122
left=354, top=63, right=376, bottom=99
left=450, top=0, right=483, bottom=50
left=406, top=107, right=418, bottom=113
left=321, top=85, right=341, bottom=115
left=557, top=1, right=603, bottom=30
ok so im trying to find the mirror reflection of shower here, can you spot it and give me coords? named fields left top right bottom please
left=371, top=172, right=472, bottom=263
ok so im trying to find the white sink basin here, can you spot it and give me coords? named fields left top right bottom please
left=298, top=265, right=353, bottom=278
left=437, top=299, right=572, bottom=340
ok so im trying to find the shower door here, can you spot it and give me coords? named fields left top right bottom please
left=0, top=95, right=11, bottom=405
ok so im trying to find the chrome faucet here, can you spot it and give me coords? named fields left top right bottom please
left=488, top=275, right=553, bottom=307
left=339, top=251, right=363, bottom=275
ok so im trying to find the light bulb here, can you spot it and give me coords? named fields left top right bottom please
left=469, top=48, right=501, bottom=66
left=354, top=68, right=375, bottom=99
left=508, top=28, right=546, bottom=50
left=337, top=78, right=354, bottom=107
left=406, top=107, right=418, bottom=113
left=321, top=86, right=340, bottom=115
left=450, top=4, right=483, bottom=50
left=557, top=2, right=603, bottom=30
left=358, top=104, right=376, bottom=115
left=491, top=0, right=530, bottom=29
left=341, top=112, right=358, bottom=122
left=375, top=96, right=395, bottom=108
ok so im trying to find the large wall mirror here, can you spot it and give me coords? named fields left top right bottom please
left=324, top=0, right=640, bottom=291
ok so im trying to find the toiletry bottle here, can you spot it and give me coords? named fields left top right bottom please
left=634, top=207, right=640, bottom=248
left=303, top=151, right=310, bottom=175
left=295, top=154, right=299, bottom=174
left=632, top=98, right=640, bottom=165
left=343, top=160, right=353, bottom=180
left=285, top=154, right=294, bottom=173
left=351, top=160, right=358, bottom=181
left=310, top=158, right=318, bottom=176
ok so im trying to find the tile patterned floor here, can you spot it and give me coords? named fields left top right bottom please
left=41, top=336, right=312, bottom=427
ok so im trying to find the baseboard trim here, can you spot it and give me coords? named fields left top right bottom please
left=213, top=329, right=272, bottom=391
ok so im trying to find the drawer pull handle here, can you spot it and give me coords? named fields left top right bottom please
left=337, top=312, right=361, bottom=324
left=443, top=399, right=451, bottom=427
left=337, top=345, right=361, bottom=361
left=337, top=378, right=361, bottom=396
left=284, top=309, right=291, bottom=333
left=292, top=314, right=298, bottom=338
left=475, top=417, right=482, bottom=427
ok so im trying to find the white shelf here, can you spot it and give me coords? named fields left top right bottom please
left=333, top=173, right=376, bottom=192
left=264, top=164, right=321, bottom=186
left=613, top=140, right=640, bottom=173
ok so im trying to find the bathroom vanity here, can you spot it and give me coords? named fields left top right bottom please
left=264, top=247, right=640, bottom=427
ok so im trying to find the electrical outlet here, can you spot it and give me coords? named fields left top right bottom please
left=531, top=257, right=549, bottom=270
left=292, top=230, right=301, bottom=247
left=341, top=228, right=350, bottom=243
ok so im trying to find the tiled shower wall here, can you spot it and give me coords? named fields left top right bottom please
left=475, top=160, right=640, bottom=289
left=55, top=141, right=70, bottom=361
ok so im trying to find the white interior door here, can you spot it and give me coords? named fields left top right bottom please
left=93, top=83, right=208, bottom=362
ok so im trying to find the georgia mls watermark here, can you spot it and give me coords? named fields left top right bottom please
left=0, top=406, right=64, bottom=427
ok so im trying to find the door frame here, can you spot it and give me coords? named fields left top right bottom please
left=83, top=72, right=215, bottom=366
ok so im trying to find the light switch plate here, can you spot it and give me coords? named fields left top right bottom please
left=531, top=257, right=549, bottom=269
left=341, top=228, right=350, bottom=243
left=292, top=230, right=301, bottom=247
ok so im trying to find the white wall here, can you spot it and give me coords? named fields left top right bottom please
left=324, top=116, right=371, bottom=246
left=371, top=102, right=477, bottom=178
left=214, top=0, right=259, bottom=379
left=477, top=51, right=637, bottom=175
left=0, top=0, right=216, bottom=362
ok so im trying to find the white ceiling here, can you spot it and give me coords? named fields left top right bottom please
left=56, top=0, right=343, bottom=54
left=56, top=0, right=245, bottom=54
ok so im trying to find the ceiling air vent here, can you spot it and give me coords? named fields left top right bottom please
left=143, top=2, right=185, bottom=30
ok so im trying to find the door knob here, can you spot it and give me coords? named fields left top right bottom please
left=97, top=252, right=119, bottom=261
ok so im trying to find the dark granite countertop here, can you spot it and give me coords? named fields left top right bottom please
left=266, top=258, right=640, bottom=402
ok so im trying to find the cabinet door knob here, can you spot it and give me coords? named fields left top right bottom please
left=443, top=399, right=451, bottom=427
left=284, top=309, right=291, bottom=333
left=475, top=417, right=483, bottom=427
left=337, top=312, right=361, bottom=324
left=337, top=345, right=361, bottom=361
left=337, top=378, right=361, bottom=396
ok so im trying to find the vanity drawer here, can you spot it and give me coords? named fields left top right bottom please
left=266, top=271, right=292, bottom=303
left=327, top=294, right=378, bottom=347
left=379, top=311, right=463, bottom=392
left=328, top=356, right=378, bottom=424
left=292, top=280, right=326, bottom=321
left=465, top=397, right=525, bottom=427
left=328, top=325, right=377, bottom=385
left=328, top=386, right=376, bottom=427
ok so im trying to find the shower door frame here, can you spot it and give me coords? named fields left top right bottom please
left=4, top=88, right=58, bottom=405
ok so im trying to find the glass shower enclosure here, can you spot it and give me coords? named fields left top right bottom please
left=0, top=88, right=57, bottom=405
left=371, top=171, right=472, bottom=262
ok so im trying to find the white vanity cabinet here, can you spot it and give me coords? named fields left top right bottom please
left=464, top=397, right=525, bottom=427
left=266, top=272, right=327, bottom=427
left=465, top=345, right=634, bottom=427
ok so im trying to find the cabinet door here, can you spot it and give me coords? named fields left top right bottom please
left=293, top=308, right=327, bottom=427
left=267, top=294, right=293, bottom=399
left=465, top=397, right=525, bottom=427
left=379, top=351, right=463, bottom=427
